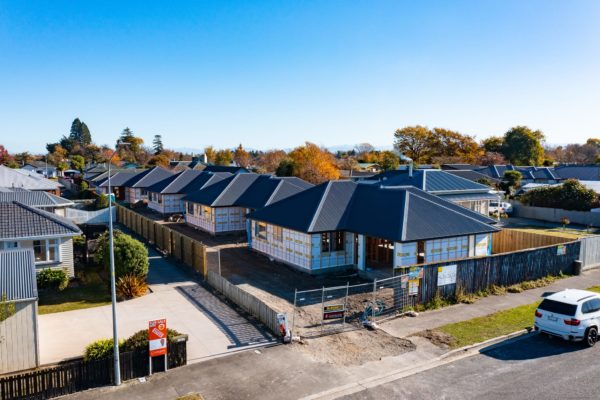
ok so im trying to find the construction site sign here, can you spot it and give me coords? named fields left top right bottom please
left=148, top=319, right=168, bottom=357
left=323, top=304, right=345, bottom=320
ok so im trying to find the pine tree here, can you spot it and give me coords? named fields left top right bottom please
left=80, top=122, right=92, bottom=146
left=152, top=135, right=164, bottom=155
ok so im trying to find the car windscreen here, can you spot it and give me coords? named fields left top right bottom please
left=538, top=299, right=577, bottom=316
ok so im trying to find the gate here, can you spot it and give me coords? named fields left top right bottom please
left=291, top=273, right=412, bottom=338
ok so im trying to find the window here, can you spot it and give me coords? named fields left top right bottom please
left=334, top=231, right=345, bottom=251
left=582, top=299, right=600, bottom=314
left=187, top=202, right=194, bottom=214
left=256, top=222, right=267, bottom=240
left=33, top=239, right=59, bottom=263
left=1, top=241, right=19, bottom=250
left=321, top=233, right=331, bottom=253
left=141, top=189, right=148, bottom=196
left=203, top=206, right=212, bottom=220
left=158, top=195, right=162, bottom=204
left=538, top=299, right=577, bottom=316
left=273, top=226, right=283, bottom=242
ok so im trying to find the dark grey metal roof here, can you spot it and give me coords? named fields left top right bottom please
left=445, top=170, right=501, bottom=185
left=0, top=249, right=37, bottom=301
left=123, top=167, right=174, bottom=188
left=0, top=191, right=73, bottom=208
left=98, top=170, right=144, bottom=187
left=248, top=181, right=499, bottom=242
left=201, top=165, right=249, bottom=174
left=0, top=201, right=81, bottom=239
left=554, top=166, right=600, bottom=181
left=147, top=171, right=232, bottom=195
left=377, top=170, right=491, bottom=193
left=183, top=174, right=312, bottom=209
left=437, top=192, right=500, bottom=202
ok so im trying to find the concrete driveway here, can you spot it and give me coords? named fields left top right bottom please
left=38, top=247, right=275, bottom=365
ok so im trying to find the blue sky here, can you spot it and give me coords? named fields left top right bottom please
left=1, top=1, right=599, bottom=153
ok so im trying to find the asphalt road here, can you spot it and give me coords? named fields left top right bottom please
left=344, top=334, right=600, bottom=400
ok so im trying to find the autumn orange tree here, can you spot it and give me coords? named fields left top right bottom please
left=281, top=142, right=340, bottom=184
left=233, top=144, right=251, bottom=168
left=257, top=150, right=287, bottom=173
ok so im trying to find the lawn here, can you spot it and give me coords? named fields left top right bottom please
left=433, top=285, right=600, bottom=349
left=38, top=270, right=111, bottom=315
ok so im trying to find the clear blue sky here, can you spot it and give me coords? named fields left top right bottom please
left=1, top=0, right=599, bottom=153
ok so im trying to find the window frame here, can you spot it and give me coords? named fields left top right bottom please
left=33, top=238, right=60, bottom=264
left=273, top=226, right=283, bottom=242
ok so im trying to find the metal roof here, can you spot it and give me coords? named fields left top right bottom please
left=122, top=167, right=174, bottom=188
left=444, top=170, right=501, bottom=185
left=554, top=166, right=600, bottom=181
left=0, top=191, right=73, bottom=208
left=377, top=170, right=491, bottom=193
left=248, top=181, right=499, bottom=242
left=437, top=192, right=500, bottom=202
left=201, top=165, right=249, bottom=174
left=147, top=171, right=232, bottom=194
left=0, top=249, right=37, bottom=301
left=0, top=166, right=62, bottom=191
left=0, top=201, right=81, bottom=239
left=183, top=173, right=312, bottom=209
left=98, top=170, right=144, bottom=187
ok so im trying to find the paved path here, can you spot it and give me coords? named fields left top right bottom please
left=343, top=334, right=600, bottom=399
left=38, top=245, right=275, bottom=364
left=382, top=268, right=600, bottom=338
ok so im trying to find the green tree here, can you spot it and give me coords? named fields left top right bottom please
left=275, top=158, right=295, bottom=177
left=481, top=136, right=504, bottom=153
left=501, top=170, right=522, bottom=195
left=147, top=153, right=170, bottom=167
left=377, top=151, right=400, bottom=171
left=393, top=125, right=431, bottom=164
left=93, top=230, right=149, bottom=279
left=71, top=155, right=85, bottom=171
left=152, top=135, right=164, bottom=155
left=214, top=149, right=233, bottom=166
left=69, top=118, right=92, bottom=147
left=203, top=146, right=216, bottom=163
left=14, top=152, right=34, bottom=166
left=501, top=126, right=545, bottom=165
left=521, top=179, right=598, bottom=211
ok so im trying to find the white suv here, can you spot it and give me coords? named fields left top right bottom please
left=534, top=289, right=600, bottom=347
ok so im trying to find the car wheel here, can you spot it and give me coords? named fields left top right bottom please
left=585, top=327, right=598, bottom=348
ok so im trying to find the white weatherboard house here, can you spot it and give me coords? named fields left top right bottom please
left=0, top=201, right=81, bottom=277
left=0, top=190, right=74, bottom=217
left=0, top=249, right=40, bottom=374
left=247, top=181, right=499, bottom=275
left=183, top=174, right=313, bottom=235
left=146, top=170, right=232, bottom=215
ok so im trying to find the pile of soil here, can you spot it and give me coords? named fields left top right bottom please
left=292, top=329, right=416, bottom=366
left=412, top=329, right=456, bottom=349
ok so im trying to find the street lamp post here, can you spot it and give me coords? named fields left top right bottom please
left=107, top=142, right=129, bottom=386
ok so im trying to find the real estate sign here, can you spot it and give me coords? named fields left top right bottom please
left=148, top=319, right=168, bottom=357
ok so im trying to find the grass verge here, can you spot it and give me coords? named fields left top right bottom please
left=429, top=285, right=600, bottom=349
left=510, top=227, right=596, bottom=239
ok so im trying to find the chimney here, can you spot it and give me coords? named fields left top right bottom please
left=202, top=153, right=208, bottom=163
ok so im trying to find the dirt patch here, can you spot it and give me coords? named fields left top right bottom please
left=292, top=329, right=415, bottom=366
left=412, top=329, right=456, bottom=349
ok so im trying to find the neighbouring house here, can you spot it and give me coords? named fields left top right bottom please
left=199, top=165, right=250, bottom=174
left=146, top=170, right=232, bottom=215
left=0, top=165, right=63, bottom=195
left=444, top=170, right=501, bottom=186
left=21, top=161, right=58, bottom=179
left=98, top=167, right=174, bottom=204
left=93, top=169, right=143, bottom=198
left=339, top=170, right=377, bottom=181
left=553, top=165, right=600, bottom=181
left=183, top=174, right=313, bottom=235
left=367, top=169, right=498, bottom=215
left=0, top=191, right=74, bottom=217
left=169, top=155, right=208, bottom=171
left=474, top=165, right=561, bottom=184
left=0, top=249, right=40, bottom=374
left=0, top=201, right=81, bottom=277
left=247, top=181, right=499, bottom=275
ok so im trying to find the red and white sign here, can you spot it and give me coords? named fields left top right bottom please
left=148, top=319, right=167, bottom=357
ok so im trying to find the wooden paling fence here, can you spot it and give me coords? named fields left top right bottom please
left=491, top=229, right=572, bottom=254
left=116, top=205, right=208, bottom=277
left=404, top=241, right=581, bottom=305
left=207, top=271, right=280, bottom=335
left=117, top=205, right=282, bottom=336
left=0, top=341, right=187, bottom=400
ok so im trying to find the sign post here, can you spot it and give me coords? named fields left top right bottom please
left=148, top=319, right=168, bottom=375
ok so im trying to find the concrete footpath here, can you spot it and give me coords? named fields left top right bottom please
left=62, top=268, right=600, bottom=400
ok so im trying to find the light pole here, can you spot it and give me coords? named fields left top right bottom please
left=107, top=141, right=129, bottom=386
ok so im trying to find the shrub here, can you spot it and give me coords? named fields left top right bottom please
left=121, top=328, right=183, bottom=353
left=520, top=179, right=598, bottom=211
left=95, top=194, right=110, bottom=210
left=72, top=235, right=86, bottom=247
left=84, top=338, right=123, bottom=362
left=37, top=268, right=69, bottom=291
left=116, top=274, right=148, bottom=299
left=93, top=230, right=149, bottom=279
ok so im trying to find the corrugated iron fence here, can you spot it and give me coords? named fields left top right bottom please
left=116, top=206, right=208, bottom=277
left=580, top=236, right=600, bottom=270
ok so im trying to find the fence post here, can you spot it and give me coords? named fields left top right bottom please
left=372, top=278, right=377, bottom=321
left=320, top=286, right=325, bottom=333
left=343, top=282, right=349, bottom=329
left=291, top=288, right=297, bottom=338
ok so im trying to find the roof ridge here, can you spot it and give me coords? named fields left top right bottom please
left=264, top=179, right=285, bottom=207
left=400, top=190, right=410, bottom=241
left=211, top=174, right=242, bottom=206
left=308, top=181, right=333, bottom=232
